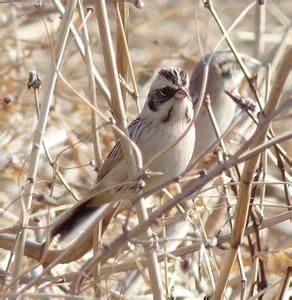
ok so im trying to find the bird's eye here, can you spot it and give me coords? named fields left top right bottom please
left=159, top=87, right=169, bottom=97
left=220, top=62, right=233, bottom=77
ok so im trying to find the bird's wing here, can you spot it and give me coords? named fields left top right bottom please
left=97, top=117, right=144, bottom=181
left=48, top=118, right=147, bottom=244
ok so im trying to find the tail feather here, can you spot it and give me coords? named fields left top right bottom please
left=49, top=188, right=125, bottom=250
left=50, top=199, right=114, bottom=246
left=51, top=202, right=95, bottom=239
left=42, top=200, right=118, bottom=264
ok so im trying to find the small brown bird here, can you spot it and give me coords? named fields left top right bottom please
left=49, top=67, right=195, bottom=248
left=190, top=50, right=260, bottom=159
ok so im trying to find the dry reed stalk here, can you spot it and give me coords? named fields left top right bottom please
left=203, top=0, right=255, bottom=82
left=57, top=111, right=292, bottom=293
left=247, top=279, right=283, bottom=300
left=0, top=1, right=291, bottom=298
left=270, top=26, right=292, bottom=80
left=78, top=2, right=103, bottom=169
left=98, top=210, right=292, bottom=276
left=276, top=267, right=292, bottom=299
left=236, top=31, right=292, bottom=44
left=29, top=71, right=79, bottom=202
left=16, top=203, right=114, bottom=293
left=115, top=0, right=141, bottom=113
left=94, top=0, right=135, bottom=173
left=204, top=97, right=248, bottom=298
left=76, top=5, right=103, bottom=290
left=212, top=46, right=292, bottom=299
left=11, top=0, right=78, bottom=292
left=116, top=0, right=129, bottom=107
left=53, top=0, right=111, bottom=105
left=254, top=1, right=266, bottom=59
left=93, top=1, right=163, bottom=298
left=267, top=3, right=290, bottom=27
left=0, top=104, right=290, bottom=264
left=1, top=183, right=291, bottom=290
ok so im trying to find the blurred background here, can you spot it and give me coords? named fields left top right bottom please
left=0, top=0, right=291, bottom=298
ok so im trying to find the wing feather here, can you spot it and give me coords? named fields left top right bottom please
left=97, top=118, right=144, bottom=181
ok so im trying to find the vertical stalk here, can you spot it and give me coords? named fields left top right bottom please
left=254, top=2, right=266, bottom=59
left=116, top=0, right=129, bottom=107
left=95, top=1, right=163, bottom=298
left=11, top=0, right=78, bottom=291
left=212, top=47, right=292, bottom=299
left=95, top=0, right=135, bottom=175
left=78, top=1, right=103, bottom=169
left=116, top=1, right=141, bottom=113
left=53, top=0, right=111, bottom=105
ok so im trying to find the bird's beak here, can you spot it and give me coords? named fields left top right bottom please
left=239, top=53, right=262, bottom=68
left=175, top=87, right=190, bottom=100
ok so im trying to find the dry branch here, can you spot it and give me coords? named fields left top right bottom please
left=213, top=46, right=292, bottom=299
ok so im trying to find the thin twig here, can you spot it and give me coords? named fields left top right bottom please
left=277, top=267, right=292, bottom=299
left=254, top=1, right=266, bottom=59
left=78, top=1, right=103, bottom=169
left=3, top=127, right=291, bottom=293
left=116, top=0, right=129, bottom=108
left=29, top=71, right=79, bottom=201
left=55, top=126, right=292, bottom=292
left=212, top=46, right=292, bottom=299
left=91, top=1, right=163, bottom=298
left=11, top=1, right=78, bottom=292
left=115, top=0, right=141, bottom=113
left=1, top=209, right=290, bottom=279
left=53, top=0, right=111, bottom=105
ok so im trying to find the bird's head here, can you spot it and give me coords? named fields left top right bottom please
left=143, top=67, right=192, bottom=123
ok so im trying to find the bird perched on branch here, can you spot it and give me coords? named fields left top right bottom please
left=190, top=50, right=260, bottom=161
left=187, top=50, right=260, bottom=237
left=48, top=67, right=195, bottom=255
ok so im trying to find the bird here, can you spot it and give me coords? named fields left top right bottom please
left=48, top=67, right=195, bottom=249
left=187, top=50, right=260, bottom=237
left=190, top=50, right=260, bottom=161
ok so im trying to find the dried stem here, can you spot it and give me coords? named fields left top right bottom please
left=276, top=267, right=292, bottom=299
left=254, top=1, right=266, bottom=59
left=78, top=1, right=103, bottom=169
left=3, top=209, right=289, bottom=283
left=0, top=2, right=291, bottom=297
left=55, top=122, right=291, bottom=291
left=212, top=46, right=292, bottom=299
left=115, top=0, right=141, bottom=113
left=53, top=0, right=111, bottom=105
left=11, top=1, right=78, bottom=292
left=93, top=1, right=163, bottom=298
left=29, top=71, right=79, bottom=201
left=116, top=0, right=129, bottom=107
left=204, top=96, right=247, bottom=297
left=1, top=130, right=290, bottom=292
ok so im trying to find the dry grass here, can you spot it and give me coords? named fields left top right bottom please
left=0, top=0, right=291, bottom=299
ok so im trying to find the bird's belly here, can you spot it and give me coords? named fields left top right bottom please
left=194, top=101, right=236, bottom=156
left=142, top=124, right=195, bottom=189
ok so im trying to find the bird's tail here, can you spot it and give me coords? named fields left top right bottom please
left=49, top=197, right=115, bottom=247
left=40, top=199, right=117, bottom=265
left=51, top=203, right=92, bottom=239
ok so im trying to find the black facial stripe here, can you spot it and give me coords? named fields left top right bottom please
left=148, top=93, right=158, bottom=111
left=161, top=106, right=173, bottom=123
left=218, top=60, right=239, bottom=77
left=157, top=86, right=177, bottom=99
left=147, top=87, right=177, bottom=112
